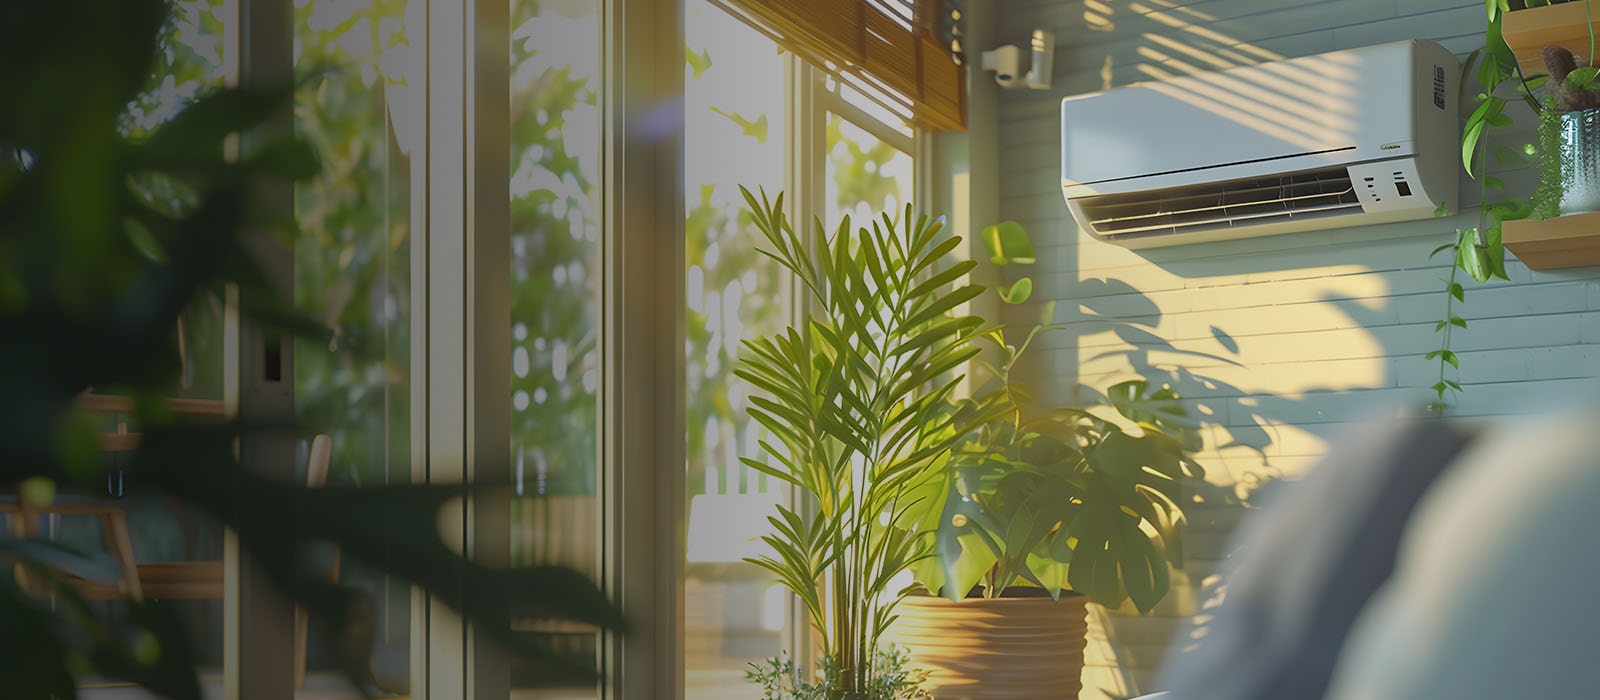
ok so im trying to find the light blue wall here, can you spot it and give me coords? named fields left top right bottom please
left=990, top=0, right=1600, bottom=695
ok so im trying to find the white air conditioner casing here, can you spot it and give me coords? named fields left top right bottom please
left=1061, top=40, right=1458, bottom=249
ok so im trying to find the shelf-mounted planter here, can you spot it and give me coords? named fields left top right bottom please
left=1494, top=6, right=1600, bottom=271
left=1503, top=211, right=1600, bottom=269
left=1503, top=2, right=1600, bottom=75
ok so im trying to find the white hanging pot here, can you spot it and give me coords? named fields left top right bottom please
left=1560, top=107, right=1600, bottom=214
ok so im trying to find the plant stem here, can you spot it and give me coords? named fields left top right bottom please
left=1478, top=109, right=1492, bottom=236
left=1588, top=0, right=1595, bottom=67
left=1436, top=260, right=1460, bottom=407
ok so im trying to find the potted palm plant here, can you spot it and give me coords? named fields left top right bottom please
left=734, top=187, right=989, bottom=698
left=734, top=194, right=1202, bottom=697
left=886, top=223, right=1204, bottom=699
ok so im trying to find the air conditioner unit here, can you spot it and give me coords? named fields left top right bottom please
left=1060, top=40, right=1458, bottom=249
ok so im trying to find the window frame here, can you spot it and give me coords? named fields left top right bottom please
left=221, top=0, right=933, bottom=697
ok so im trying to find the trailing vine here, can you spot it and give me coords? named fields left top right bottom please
left=1431, top=0, right=1563, bottom=412
left=1425, top=233, right=1466, bottom=414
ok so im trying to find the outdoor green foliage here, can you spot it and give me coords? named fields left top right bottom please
left=684, top=2, right=917, bottom=509
left=902, top=225, right=1203, bottom=613
left=124, top=0, right=230, bottom=403
left=0, top=0, right=621, bottom=696
left=686, top=181, right=788, bottom=498
left=509, top=0, right=604, bottom=502
left=826, top=114, right=905, bottom=217
left=736, top=188, right=987, bottom=698
left=748, top=648, right=929, bottom=700
left=292, top=0, right=416, bottom=493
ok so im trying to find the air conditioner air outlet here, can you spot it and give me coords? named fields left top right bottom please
left=1080, top=166, right=1363, bottom=237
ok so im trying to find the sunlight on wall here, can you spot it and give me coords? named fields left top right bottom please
left=1055, top=0, right=1403, bottom=459
left=1084, top=0, right=1115, bottom=32
left=1130, top=1, right=1283, bottom=64
left=1135, top=59, right=1358, bottom=154
left=1086, top=0, right=1295, bottom=100
left=1060, top=265, right=1395, bottom=491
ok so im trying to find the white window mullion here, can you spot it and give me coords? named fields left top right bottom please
left=423, top=0, right=516, bottom=697
left=409, top=0, right=433, bottom=691
left=784, top=55, right=827, bottom=676
left=228, top=0, right=298, bottom=697
left=423, top=0, right=468, bottom=688
left=914, top=129, right=934, bottom=214
left=421, top=0, right=514, bottom=696
left=602, top=0, right=686, bottom=698
left=467, top=0, right=514, bottom=697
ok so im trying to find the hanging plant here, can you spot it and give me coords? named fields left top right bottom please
left=1430, top=0, right=1574, bottom=411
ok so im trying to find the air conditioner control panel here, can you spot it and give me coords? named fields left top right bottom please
left=1348, top=158, right=1440, bottom=216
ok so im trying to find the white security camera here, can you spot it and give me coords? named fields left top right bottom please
left=982, top=45, right=1026, bottom=88
left=981, top=30, right=1054, bottom=90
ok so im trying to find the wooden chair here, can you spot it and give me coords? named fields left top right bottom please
left=1, top=485, right=144, bottom=601
left=0, top=394, right=226, bottom=601
left=6, top=405, right=336, bottom=686
left=47, top=394, right=228, bottom=601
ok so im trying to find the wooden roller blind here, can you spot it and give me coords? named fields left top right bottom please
left=709, top=0, right=968, bottom=131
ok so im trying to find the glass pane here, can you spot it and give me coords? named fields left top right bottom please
left=825, top=75, right=915, bottom=140
left=825, top=113, right=915, bottom=227
left=509, top=0, right=603, bottom=695
left=684, top=2, right=790, bottom=697
left=294, top=0, right=422, bottom=695
left=77, top=4, right=233, bottom=695
left=123, top=0, right=233, bottom=404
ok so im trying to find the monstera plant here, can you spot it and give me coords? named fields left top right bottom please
left=900, top=223, right=1202, bottom=611
left=888, top=223, right=1204, bottom=699
left=908, top=375, right=1202, bottom=609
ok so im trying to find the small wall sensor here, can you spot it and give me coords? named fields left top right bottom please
left=981, top=29, right=1054, bottom=90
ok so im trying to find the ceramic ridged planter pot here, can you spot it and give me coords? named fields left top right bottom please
left=886, top=589, right=1090, bottom=700
left=1561, top=107, right=1600, bottom=214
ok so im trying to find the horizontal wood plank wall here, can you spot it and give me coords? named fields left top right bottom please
left=992, top=0, right=1600, bottom=696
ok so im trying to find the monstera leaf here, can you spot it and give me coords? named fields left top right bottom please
left=1065, top=494, right=1172, bottom=614
left=904, top=450, right=1004, bottom=600
left=1105, top=379, right=1203, bottom=452
left=904, top=401, right=1200, bottom=609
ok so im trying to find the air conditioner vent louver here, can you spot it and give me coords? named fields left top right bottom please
left=1079, top=166, right=1363, bottom=239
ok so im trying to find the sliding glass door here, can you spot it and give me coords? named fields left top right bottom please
left=682, top=2, right=789, bottom=696
left=291, top=0, right=422, bottom=694
left=508, top=0, right=606, bottom=697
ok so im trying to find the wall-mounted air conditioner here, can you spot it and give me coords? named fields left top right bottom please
left=1060, top=40, right=1458, bottom=249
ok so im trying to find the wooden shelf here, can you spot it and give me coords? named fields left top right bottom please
left=1502, top=2, right=1600, bottom=76
left=65, top=561, right=224, bottom=601
left=77, top=393, right=228, bottom=417
left=1503, top=210, right=1600, bottom=269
